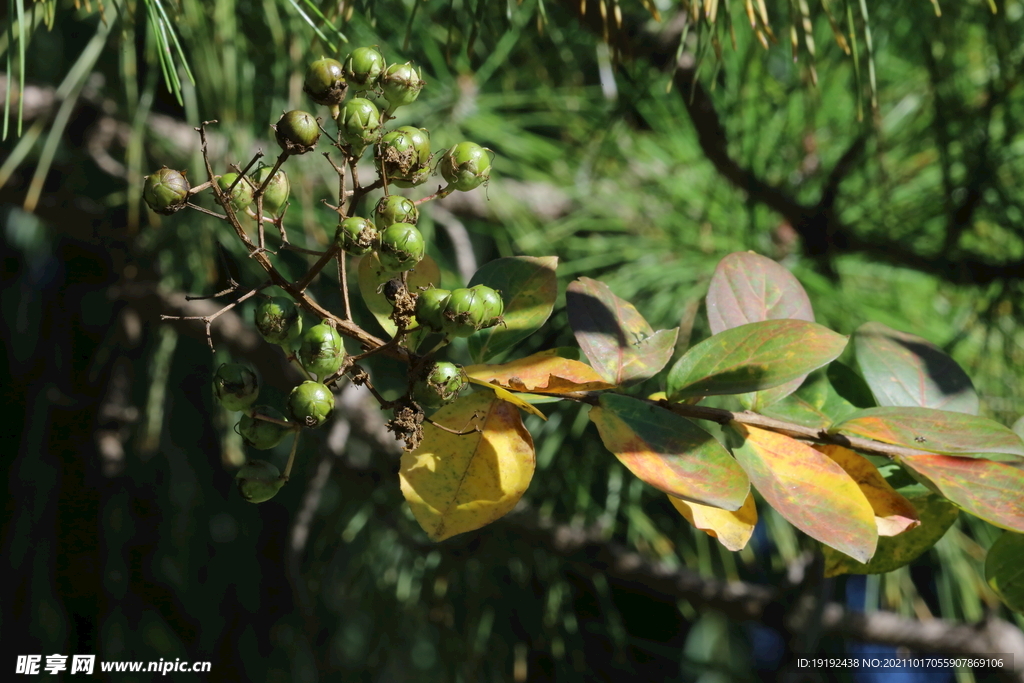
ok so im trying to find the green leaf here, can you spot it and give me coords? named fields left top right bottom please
left=824, top=484, right=958, bottom=577
left=825, top=361, right=876, bottom=414
left=854, top=322, right=979, bottom=415
left=589, top=395, right=749, bottom=510
left=357, top=253, right=441, bottom=338
left=667, top=320, right=848, bottom=401
left=468, top=256, right=558, bottom=363
left=831, top=407, right=1024, bottom=462
left=900, top=455, right=1024, bottom=532
left=986, top=532, right=1024, bottom=613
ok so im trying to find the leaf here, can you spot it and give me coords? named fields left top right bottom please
left=566, top=277, right=679, bottom=386
left=467, top=256, right=558, bottom=363
left=759, top=394, right=833, bottom=430
left=831, top=407, right=1024, bottom=462
left=986, top=532, right=1024, bottom=613
left=824, top=484, right=959, bottom=577
left=854, top=322, right=979, bottom=415
left=706, top=251, right=815, bottom=334
left=899, top=454, right=1024, bottom=532
left=399, top=391, right=535, bottom=541
left=590, top=395, right=749, bottom=510
left=668, top=492, right=758, bottom=551
left=357, top=253, right=441, bottom=337
left=730, top=423, right=878, bottom=562
left=814, top=445, right=919, bottom=537
left=463, top=379, right=547, bottom=421
left=667, top=320, right=848, bottom=401
left=465, top=349, right=616, bottom=394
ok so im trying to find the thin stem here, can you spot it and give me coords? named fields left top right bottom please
left=282, top=429, right=302, bottom=480
left=413, top=183, right=455, bottom=205
left=337, top=249, right=351, bottom=320
left=160, top=286, right=261, bottom=351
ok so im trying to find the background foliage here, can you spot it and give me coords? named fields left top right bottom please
left=2, top=0, right=1023, bottom=681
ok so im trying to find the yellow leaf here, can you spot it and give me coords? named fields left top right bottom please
left=399, top=391, right=535, bottom=541
left=669, top=492, right=758, bottom=551
left=465, top=376, right=547, bottom=420
left=465, top=350, right=617, bottom=394
left=814, top=444, right=920, bottom=537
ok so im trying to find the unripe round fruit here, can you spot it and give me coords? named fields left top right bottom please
left=440, top=142, right=492, bottom=191
left=217, top=172, right=254, bottom=212
left=377, top=223, right=425, bottom=273
left=414, top=287, right=450, bottom=333
left=412, top=361, right=465, bottom=409
left=470, top=284, right=504, bottom=328
left=143, top=167, right=190, bottom=214
left=336, top=216, right=377, bottom=255
left=288, top=381, right=335, bottom=428
left=254, top=296, right=303, bottom=347
left=297, top=321, right=346, bottom=379
left=373, top=195, right=418, bottom=230
left=250, top=166, right=290, bottom=216
left=238, top=406, right=291, bottom=450
left=274, top=110, right=320, bottom=154
left=235, top=459, right=285, bottom=503
left=335, top=98, right=381, bottom=153
left=214, top=363, right=259, bottom=412
left=441, top=287, right=488, bottom=337
left=343, top=47, right=386, bottom=91
left=303, top=57, right=348, bottom=106
left=381, top=62, right=424, bottom=111
left=376, top=127, right=430, bottom=186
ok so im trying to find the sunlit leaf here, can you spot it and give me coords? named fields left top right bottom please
left=399, top=391, right=535, bottom=541
left=814, top=444, right=919, bottom=536
left=668, top=491, right=758, bottom=551
left=831, top=407, right=1024, bottom=462
left=468, top=256, right=558, bottom=363
left=667, top=320, right=848, bottom=401
left=465, top=349, right=616, bottom=394
left=590, top=395, right=748, bottom=510
left=986, top=532, right=1024, bottom=614
left=899, top=454, right=1024, bottom=532
left=566, top=277, right=679, bottom=386
left=463, top=379, right=547, bottom=420
left=730, top=423, right=878, bottom=562
left=357, top=253, right=441, bottom=337
left=854, top=322, right=979, bottom=415
left=824, top=484, right=958, bottom=577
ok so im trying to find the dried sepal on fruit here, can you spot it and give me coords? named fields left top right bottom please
left=254, top=296, right=303, bottom=348
left=303, top=57, right=348, bottom=106
left=143, top=167, right=190, bottom=214
left=274, top=110, right=321, bottom=155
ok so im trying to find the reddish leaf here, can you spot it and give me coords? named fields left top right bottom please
left=854, top=322, right=979, bottom=415
left=668, top=492, right=758, bottom=551
left=731, top=423, right=878, bottom=562
left=465, top=349, right=616, bottom=393
left=831, top=407, right=1024, bottom=462
left=814, top=445, right=919, bottom=537
left=667, top=320, right=848, bottom=401
left=590, top=395, right=749, bottom=510
left=900, top=454, right=1024, bottom=532
left=566, top=277, right=678, bottom=386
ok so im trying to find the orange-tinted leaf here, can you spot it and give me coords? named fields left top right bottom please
left=463, top=378, right=546, bottom=420
left=468, top=256, right=558, bottom=363
left=566, top=277, right=679, bottom=386
left=899, top=454, right=1024, bottom=532
left=357, top=253, right=441, bottom=337
left=590, top=395, right=748, bottom=510
left=667, top=320, right=848, bottom=401
left=399, top=391, right=535, bottom=541
left=854, top=322, right=979, bottom=415
left=814, top=445, right=919, bottom=537
left=706, top=252, right=814, bottom=334
left=668, top=492, right=758, bottom=551
left=730, top=423, right=878, bottom=562
left=465, top=349, right=616, bottom=393
left=831, top=407, right=1024, bottom=462
left=986, top=532, right=1024, bottom=613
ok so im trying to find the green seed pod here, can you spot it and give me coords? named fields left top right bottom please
left=336, top=216, right=378, bottom=255
left=213, top=363, right=259, bottom=412
left=373, top=195, right=419, bottom=230
left=254, top=296, right=303, bottom=348
left=381, top=62, right=425, bottom=111
left=375, top=127, right=431, bottom=187
left=414, top=287, right=451, bottom=333
left=335, top=98, right=382, bottom=154
left=238, top=406, right=291, bottom=450
left=143, top=167, right=190, bottom=214
left=297, top=321, right=346, bottom=379
left=216, top=172, right=254, bottom=212
left=235, top=459, right=285, bottom=503
left=250, top=166, right=290, bottom=216
left=303, top=57, right=348, bottom=106
left=288, top=381, right=335, bottom=428
left=412, top=361, right=465, bottom=409
left=343, top=47, right=386, bottom=91
left=470, top=284, right=504, bottom=328
left=377, top=223, right=425, bottom=273
left=274, top=110, right=320, bottom=154
left=441, top=287, right=488, bottom=338
left=440, top=142, right=492, bottom=191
